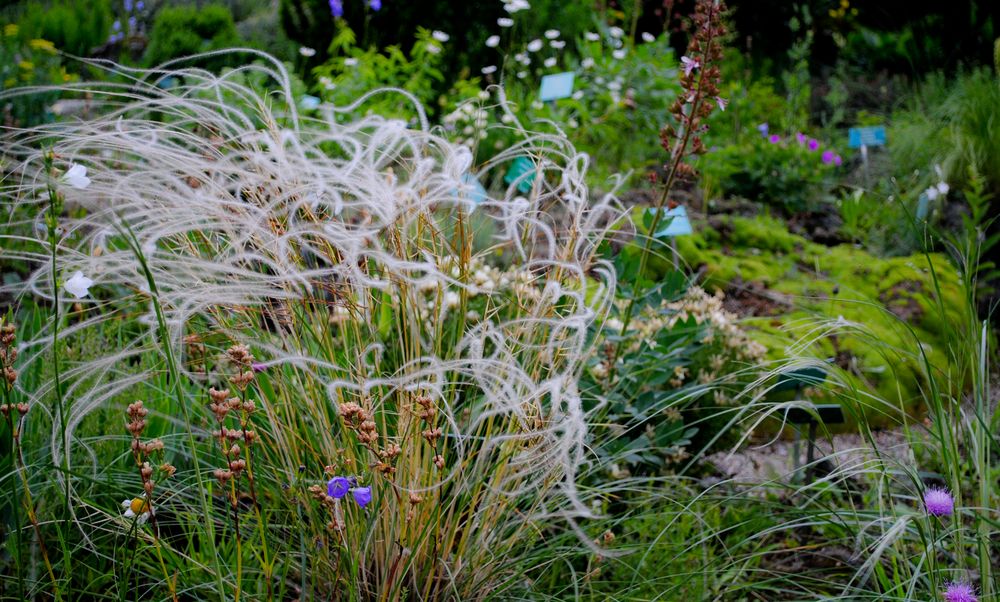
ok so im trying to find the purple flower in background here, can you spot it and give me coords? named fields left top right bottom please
left=329, top=0, right=344, bottom=18
left=123, top=0, right=133, bottom=12
left=757, top=123, right=769, bottom=137
left=128, top=16, right=136, bottom=30
left=112, top=19, right=121, bottom=32
left=136, top=0, right=144, bottom=10
left=821, top=150, right=836, bottom=164
left=680, top=55, right=699, bottom=76
left=768, top=134, right=781, bottom=144
left=834, top=155, right=842, bottom=166
left=943, top=582, right=978, bottom=602
left=795, top=132, right=807, bottom=145
left=807, top=138, right=819, bottom=151
left=251, top=362, right=266, bottom=373
left=924, top=487, right=954, bottom=517
left=351, top=486, right=372, bottom=508
left=327, top=476, right=351, bottom=499
left=370, top=0, right=381, bottom=10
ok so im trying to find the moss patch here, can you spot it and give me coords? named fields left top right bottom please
left=674, top=214, right=966, bottom=422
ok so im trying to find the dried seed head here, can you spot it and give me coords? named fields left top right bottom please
left=433, top=454, right=445, bottom=469
left=15, top=403, right=28, bottom=416
left=5, top=367, right=17, bottom=385
left=226, top=344, right=254, bottom=367
left=160, top=463, right=176, bottom=477
left=339, top=402, right=363, bottom=419
left=229, top=444, right=241, bottom=458
left=381, top=443, right=402, bottom=459
left=421, top=427, right=443, bottom=445
left=208, top=387, right=230, bottom=403
left=229, top=370, right=255, bottom=390
left=214, top=468, right=232, bottom=485
left=143, top=480, right=155, bottom=494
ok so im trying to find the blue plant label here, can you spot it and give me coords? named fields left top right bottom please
left=504, top=156, right=536, bottom=194
left=916, top=193, right=931, bottom=220
left=653, top=205, right=693, bottom=237
left=848, top=126, right=886, bottom=148
left=456, top=172, right=488, bottom=206
left=539, top=72, right=575, bottom=102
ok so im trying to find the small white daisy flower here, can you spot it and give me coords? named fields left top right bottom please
left=122, top=497, right=153, bottom=525
left=299, top=46, right=317, bottom=57
left=485, top=35, right=500, bottom=47
left=432, top=30, right=450, bottom=42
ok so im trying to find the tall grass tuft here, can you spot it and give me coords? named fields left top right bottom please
left=0, top=52, right=624, bottom=599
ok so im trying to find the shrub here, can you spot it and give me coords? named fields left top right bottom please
left=585, top=286, right=768, bottom=474
left=0, top=25, right=74, bottom=127
left=14, top=0, right=111, bottom=58
left=698, top=129, right=843, bottom=213
left=144, top=4, right=241, bottom=69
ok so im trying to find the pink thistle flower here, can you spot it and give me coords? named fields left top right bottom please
left=807, top=138, right=819, bottom=151
left=768, top=134, right=781, bottom=144
left=924, top=487, right=954, bottom=517
left=821, top=150, right=836, bottom=164
left=943, top=582, right=978, bottom=602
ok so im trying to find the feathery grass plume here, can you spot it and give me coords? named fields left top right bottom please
left=0, top=51, right=623, bottom=598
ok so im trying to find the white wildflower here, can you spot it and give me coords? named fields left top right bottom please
left=64, top=271, right=94, bottom=299
left=63, top=164, right=91, bottom=189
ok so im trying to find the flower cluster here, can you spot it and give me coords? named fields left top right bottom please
left=308, top=475, right=373, bottom=531
left=758, top=125, right=843, bottom=166
left=0, top=322, right=28, bottom=427
left=658, top=0, right=728, bottom=183
left=123, top=400, right=174, bottom=526
left=924, top=165, right=950, bottom=200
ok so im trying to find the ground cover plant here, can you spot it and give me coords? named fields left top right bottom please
left=0, top=0, right=999, bottom=600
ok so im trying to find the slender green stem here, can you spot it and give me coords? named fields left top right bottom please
left=119, top=223, right=229, bottom=601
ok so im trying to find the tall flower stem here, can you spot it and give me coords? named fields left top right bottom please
left=42, top=153, right=73, bottom=597
left=615, top=0, right=727, bottom=357
left=118, top=223, right=229, bottom=601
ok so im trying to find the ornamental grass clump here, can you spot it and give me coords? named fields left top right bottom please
left=0, top=52, right=621, bottom=599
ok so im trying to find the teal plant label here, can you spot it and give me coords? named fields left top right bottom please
left=456, top=172, right=488, bottom=205
left=504, top=156, right=536, bottom=194
left=848, top=126, right=886, bottom=148
left=916, top=193, right=931, bottom=220
left=539, top=72, right=575, bottom=102
left=653, top=205, right=693, bottom=237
